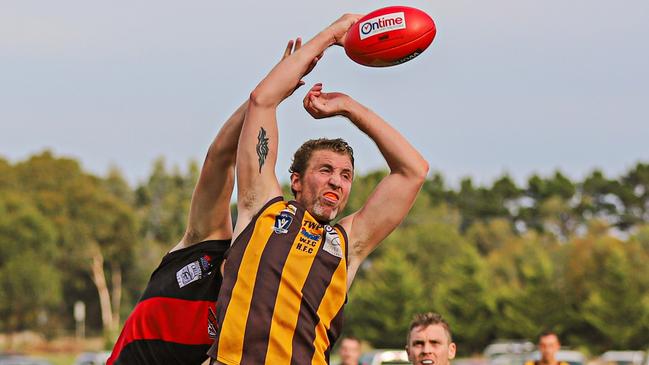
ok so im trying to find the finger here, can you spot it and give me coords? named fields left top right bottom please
left=309, top=94, right=324, bottom=109
left=303, top=90, right=313, bottom=107
left=294, top=37, right=302, bottom=52
left=309, top=95, right=324, bottom=113
left=304, top=98, right=318, bottom=115
left=283, top=40, right=294, bottom=59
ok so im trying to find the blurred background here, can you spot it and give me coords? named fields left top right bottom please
left=1, top=0, right=648, bottom=364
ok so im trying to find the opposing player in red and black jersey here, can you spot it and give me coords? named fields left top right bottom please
left=107, top=39, right=308, bottom=365
left=208, top=14, right=430, bottom=365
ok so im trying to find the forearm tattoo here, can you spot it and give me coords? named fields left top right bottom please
left=256, top=127, right=269, bottom=173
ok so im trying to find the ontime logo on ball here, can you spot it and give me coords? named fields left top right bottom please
left=359, top=12, right=406, bottom=40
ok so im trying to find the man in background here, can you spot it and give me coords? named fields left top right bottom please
left=525, top=331, right=569, bottom=365
left=405, top=312, right=456, bottom=365
left=338, top=336, right=362, bottom=365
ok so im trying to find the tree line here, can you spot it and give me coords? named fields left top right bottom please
left=1, top=151, right=648, bottom=354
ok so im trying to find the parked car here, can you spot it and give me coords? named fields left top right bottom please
left=490, top=353, right=531, bottom=365
left=484, top=340, right=536, bottom=365
left=484, top=340, right=536, bottom=359
left=360, top=349, right=410, bottom=365
left=601, top=351, right=645, bottom=365
left=0, top=356, right=52, bottom=365
left=73, top=352, right=111, bottom=365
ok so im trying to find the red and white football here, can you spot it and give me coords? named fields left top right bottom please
left=344, top=6, right=436, bottom=67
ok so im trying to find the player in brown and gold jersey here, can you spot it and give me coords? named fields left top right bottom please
left=208, top=13, right=429, bottom=365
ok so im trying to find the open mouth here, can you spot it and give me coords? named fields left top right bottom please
left=421, top=360, right=433, bottom=365
left=323, top=192, right=339, bottom=202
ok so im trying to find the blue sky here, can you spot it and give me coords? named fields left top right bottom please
left=1, top=0, right=648, bottom=187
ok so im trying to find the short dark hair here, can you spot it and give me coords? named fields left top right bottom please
left=341, top=335, right=361, bottom=345
left=289, top=138, right=354, bottom=195
left=538, top=330, right=560, bottom=342
left=407, top=312, right=453, bottom=344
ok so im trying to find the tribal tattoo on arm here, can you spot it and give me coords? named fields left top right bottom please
left=256, top=127, right=270, bottom=173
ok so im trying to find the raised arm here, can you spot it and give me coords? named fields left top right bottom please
left=234, top=14, right=361, bottom=238
left=303, top=84, right=429, bottom=285
left=171, top=40, right=304, bottom=252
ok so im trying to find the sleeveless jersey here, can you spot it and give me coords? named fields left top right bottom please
left=208, top=197, right=349, bottom=365
left=108, top=239, right=229, bottom=365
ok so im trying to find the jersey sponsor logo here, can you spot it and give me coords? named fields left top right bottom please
left=303, top=220, right=322, bottom=230
left=296, top=221, right=323, bottom=254
left=296, top=238, right=317, bottom=254
left=273, top=211, right=294, bottom=234
left=176, top=260, right=202, bottom=288
left=299, top=228, right=321, bottom=242
left=360, top=12, right=406, bottom=40
left=323, top=225, right=343, bottom=258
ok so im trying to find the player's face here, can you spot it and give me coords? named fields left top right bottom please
left=339, top=338, right=361, bottom=365
left=539, top=334, right=560, bottom=362
left=406, top=324, right=456, bottom=365
left=291, top=150, right=353, bottom=223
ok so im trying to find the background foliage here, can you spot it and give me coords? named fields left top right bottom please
left=1, top=151, right=648, bottom=354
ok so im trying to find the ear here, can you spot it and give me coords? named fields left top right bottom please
left=448, top=342, right=457, bottom=360
left=405, top=345, right=413, bottom=363
left=290, top=172, right=302, bottom=194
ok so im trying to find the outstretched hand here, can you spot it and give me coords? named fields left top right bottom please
left=329, top=13, right=363, bottom=46
left=280, top=38, right=321, bottom=99
left=303, top=83, right=351, bottom=119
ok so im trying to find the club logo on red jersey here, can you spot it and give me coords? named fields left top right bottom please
left=176, top=261, right=202, bottom=288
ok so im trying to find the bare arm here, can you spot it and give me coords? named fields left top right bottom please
left=233, top=14, right=361, bottom=238
left=303, top=85, right=429, bottom=286
left=171, top=40, right=304, bottom=252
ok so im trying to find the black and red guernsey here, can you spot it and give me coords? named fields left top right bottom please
left=108, top=239, right=229, bottom=365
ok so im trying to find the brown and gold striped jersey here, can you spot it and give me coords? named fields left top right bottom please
left=208, top=197, right=349, bottom=365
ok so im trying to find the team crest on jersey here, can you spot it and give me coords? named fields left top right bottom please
left=273, top=210, right=294, bottom=234
left=176, top=260, right=202, bottom=288
left=199, top=254, right=214, bottom=275
left=323, top=225, right=343, bottom=258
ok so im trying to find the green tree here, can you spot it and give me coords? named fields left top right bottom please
left=0, top=192, right=61, bottom=334
left=346, top=247, right=425, bottom=348
left=11, top=151, right=139, bottom=337
left=487, top=233, right=569, bottom=339
left=136, top=157, right=198, bottom=245
left=578, top=238, right=649, bottom=350
left=518, top=172, right=578, bottom=239
left=435, top=241, right=495, bottom=353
